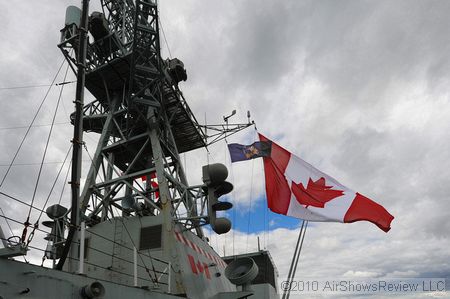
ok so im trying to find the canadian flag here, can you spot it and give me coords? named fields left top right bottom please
left=141, top=172, right=159, bottom=199
left=259, top=134, right=394, bottom=232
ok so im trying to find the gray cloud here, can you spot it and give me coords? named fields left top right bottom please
left=0, top=1, right=449, bottom=297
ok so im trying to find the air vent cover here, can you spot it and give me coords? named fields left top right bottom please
left=139, top=225, right=162, bottom=250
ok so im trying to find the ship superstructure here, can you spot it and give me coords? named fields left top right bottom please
left=0, top=1, right=279, bottom=298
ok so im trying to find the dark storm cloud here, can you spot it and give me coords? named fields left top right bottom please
left=223, top=0, right=450, bottom=100
left=167, top=0, right=450, bottom=125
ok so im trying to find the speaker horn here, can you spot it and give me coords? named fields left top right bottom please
left=225, top=257, right=259, bottom=291
left=81, top=281, right=105, bottom=298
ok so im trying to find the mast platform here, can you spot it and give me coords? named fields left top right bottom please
left=79, top=52, right=206, bottom=157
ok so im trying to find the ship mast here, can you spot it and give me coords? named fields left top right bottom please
left=57, top=0, right=209, bottom=273
left=56, top=0, right=252, bottom=275
left=56, top=0, right=90, bottom=270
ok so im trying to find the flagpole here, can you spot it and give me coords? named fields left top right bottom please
left=282, top=220, right=306, bottom=299
left=285, top=221, right=308, bottom=299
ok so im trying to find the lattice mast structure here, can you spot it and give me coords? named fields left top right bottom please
left=58, top=0, right=211, bottom=271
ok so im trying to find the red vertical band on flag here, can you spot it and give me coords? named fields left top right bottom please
left=344, top=193, right=395, bottom=232
left=259, top=133, right=291, bottom=215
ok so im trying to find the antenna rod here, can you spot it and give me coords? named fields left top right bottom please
left=56, top=0, right=90, bottom=270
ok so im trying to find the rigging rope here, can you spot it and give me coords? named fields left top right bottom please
left=263, top=175, right=268, bottom=249
left=137, top=217, right=164, bottom=283
left=0, top=59, right=66, bottom=190
left=27, top=64, right=69, bottom=215
left=87, top=226, right=167, bottom=264
left=252, top=125, right=268, bottom=250
left=0, top=159, right=89, bottom=167
left=0, top=81, right=75, bottom=91
left=0, top=214, right=49, bottom=235
left=35, top=145, right=72, bottom=223
left=0, top=122, right=70, bottom=131
left=28, top=242, right=160, bottom=285
left=58, top=159, right=72, bottom=205
left=23, top=62, right=69, bottom=244
left=19, top=200, right=169, bottom=278
left=245, top=128, right=258, bottom=252
left=0, top=191, right=46, bottom=213
left=245, top=158, right=255, bottom=252
left=159, top=18, right=172, bottom=59
left=122, top=217, right=159, bottom=284
left=83, top=142, right=105, bottom=182
left=0, top=207, right=14, bottom=236
left=224, top=138, right=237, bottom=256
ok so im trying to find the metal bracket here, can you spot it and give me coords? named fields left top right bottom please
left=0, top=243, right=27, bottom=258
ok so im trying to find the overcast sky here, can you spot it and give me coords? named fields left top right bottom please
left=0, top=0, right=449, bottom=298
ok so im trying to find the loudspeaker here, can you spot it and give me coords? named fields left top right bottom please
left=225, top=257, right=259, bottom=291
left=81, top=281, right=105, bottom=298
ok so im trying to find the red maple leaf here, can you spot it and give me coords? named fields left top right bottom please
left=291, top=177, right=344, bottom=208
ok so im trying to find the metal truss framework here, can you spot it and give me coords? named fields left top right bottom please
left=58, top=0, right=208, bottom=241
left=58, top=0, right=255, bottom=248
